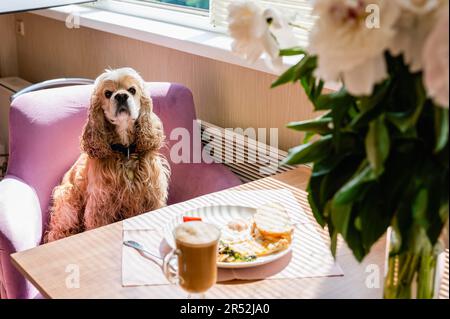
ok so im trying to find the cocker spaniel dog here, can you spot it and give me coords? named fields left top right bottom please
left=45, top=68, right=170, bottom=242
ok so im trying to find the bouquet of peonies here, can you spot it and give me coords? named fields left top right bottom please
left=228, top=0, right=449, bottom=298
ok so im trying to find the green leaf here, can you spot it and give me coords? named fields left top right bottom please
left=297, top=55, right=318, bottom=75
left=279, top=47, right=307, bottom=56
left=350, top=80, right=391, bottom=129
left=380, top=139, right=419, bottom=212
left=333, top=210, right=366, bottom=262
left=330, top=203, right=352, bottom=238
left=346, top=228, right=367, bottom=262
left=310, top=154, right=363, bottom=216
left=351, top=107, right=383, bottom=130
left=386, top=103, right=424, bottom=133
left=434, top=107, right=449, bottom=153
left=365, top=116, right=390, bottom=176
left=391, top=179, right=419, bottom=253
left=302, top=131, right=315, bottom=143
left=314, top=88, right=353, bottom=111
left=357, top=80, right=390, bottom=112
left=298, top=57, right=318, bottom=93
left=286, top=117, right=332, bottom=135
left=439, top=202, right=449, bottom=223
left=386, top=76, right=425, bottom=133
left=350, top=84, right=389, bottom=129
left=282, top=135, right=332, bottom=165
left=271, top=55, right=317, bottom=88
left=419, top=163, right=449, bottom=244
left=307, top=184, right=326, bottom=227
left=354, top=216, right=362, bottom=231
left=312, top=152, right=350, bottom=177
left=307, top=174, right=327, bottom=221
left=333, top=162, right=375, bottom=205
left=328, top=223, right=338, bottom=258
left=271, top=63, right=299, bottom=88
left=330, top=230, right=338, bottom=259
left=312, top=80, right=325, bottom=100
left=358, top=184, right=393, bottom=252
left=334, top=132, right=361, bottom=155
left=332, top=107, right=357, bottom=154
left=412, top=188, right=429, bottom=228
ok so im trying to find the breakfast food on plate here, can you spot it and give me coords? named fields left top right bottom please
left=253, top=202, right=294, bottom=242
left=217, top=202, right=294, bottom=263
left=226, top=218, right=249, bottom=232
left=218, top=218, right=257, bottom=262
left=183, top=216, right=202, bottom=223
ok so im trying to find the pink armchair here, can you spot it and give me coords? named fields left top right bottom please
left=0, top=83, right=241, bottom=299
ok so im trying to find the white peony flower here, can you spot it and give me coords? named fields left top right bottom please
left=228, top=1, right=271, bottom=62
left=308, top=0, right=401, bottom=96
left=389, top=0, right=444, bottom=73
left=227, top=1, right=297, bottom=72
left=423, top=7, right=449, bottom=108
left=263, top=8, right=298, bottom=49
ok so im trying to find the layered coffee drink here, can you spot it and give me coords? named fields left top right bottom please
left=174, top=221, right=221, bottom=294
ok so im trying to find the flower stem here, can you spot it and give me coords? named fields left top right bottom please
left=417, top=247, right=438, bottom=299
left=288, top=22, right=310, bottom=32
left=384, top=232, right=441, bottom=299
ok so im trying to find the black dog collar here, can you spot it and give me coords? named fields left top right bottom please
left=110, top=143, right=137, bottom=159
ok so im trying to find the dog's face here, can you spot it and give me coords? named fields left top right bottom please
left=94, top=68, right=146, bottom=128
left=82, top=68, right=164, bottom=159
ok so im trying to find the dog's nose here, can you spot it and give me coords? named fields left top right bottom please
left=114, top=93, right=128, bottom=104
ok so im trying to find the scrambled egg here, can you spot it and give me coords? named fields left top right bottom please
left=217, top=218, right=292, bottom=263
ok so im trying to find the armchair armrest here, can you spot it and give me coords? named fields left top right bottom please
left=10, top=78, right=94, bottom=101
left=0, top=177, right=42, bottom=298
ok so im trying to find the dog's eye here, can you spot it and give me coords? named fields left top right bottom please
left=105, top=90, right=113, bottom=99
left=128, top=87, right=136, bottom=95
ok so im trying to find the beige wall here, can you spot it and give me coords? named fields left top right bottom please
left=0, top=14, right=18, bottom=77
left=15, top=13, right=319, bottom=151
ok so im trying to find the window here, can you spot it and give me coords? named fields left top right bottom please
left=148, top=1, right=209, bottom=10
left=94, top=0, right=315, bottom=42
left=113, top=0, right=209, bottom=13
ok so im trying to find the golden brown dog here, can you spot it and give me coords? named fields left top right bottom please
left=45, top=68, right=170, bottom=242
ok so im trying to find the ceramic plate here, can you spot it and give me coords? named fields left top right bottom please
left=163, top=205, right=292, bottom=269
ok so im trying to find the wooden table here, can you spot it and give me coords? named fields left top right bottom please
left=12, top=166, right=388, bottom=298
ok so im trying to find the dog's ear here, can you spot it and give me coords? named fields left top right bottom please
left=81, top=92, right=112, bottom=159
left=135, top=92, right=165, bottom=153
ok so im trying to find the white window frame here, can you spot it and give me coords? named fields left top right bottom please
left=91, top=0, right=315, bottom=47
left=88, top=0, right=222, bottom=33
left=112, top=0, right=209, bottom=15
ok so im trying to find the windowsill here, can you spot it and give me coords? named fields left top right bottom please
left=32, top=4, right=299, bottom=76
left=32, top=4, right=339, bottom=90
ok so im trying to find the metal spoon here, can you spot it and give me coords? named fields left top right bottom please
left=123, top=240, right=163, bottom=261
left=124, top=240, right=177, bottom=274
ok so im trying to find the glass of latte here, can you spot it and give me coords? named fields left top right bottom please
left=163, top=221, right=221, bottom=298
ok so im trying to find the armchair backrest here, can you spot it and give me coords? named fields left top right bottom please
left=7, top=83, right=198, bottom=227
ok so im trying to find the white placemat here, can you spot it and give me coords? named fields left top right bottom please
left=122, top=189, right=343, bottom=286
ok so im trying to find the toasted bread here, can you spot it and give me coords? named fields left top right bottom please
left=253, top=202, right=293, bottom=240
left=252, top=227, right=291, bottom=254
